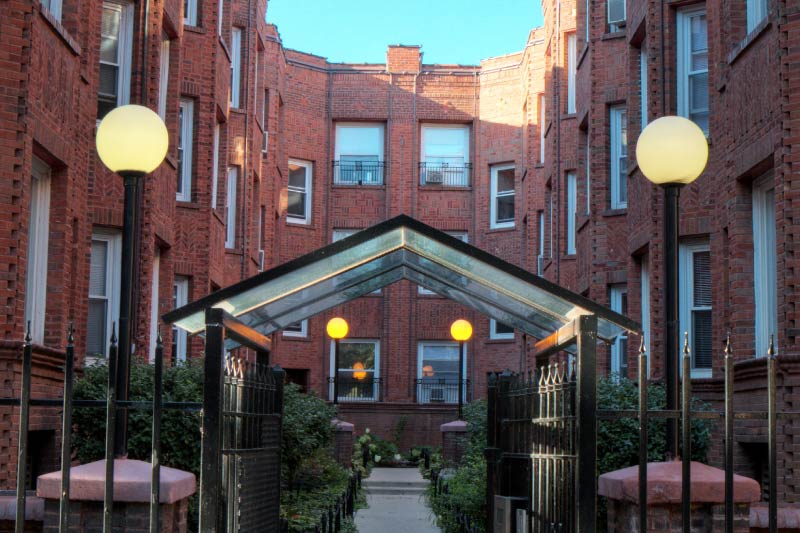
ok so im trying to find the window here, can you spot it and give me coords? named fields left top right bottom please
left=334, top=123, right=385, bottom=185
left=417, top=342, right=465, bottom=404
left=585, top=135, right=591, bottom=215
left=490, top=164, right=515, bottom=229
left=177, top=99, right=194, bottom=202
left=537, top=211, right=545, bottom=275
left=184, top=0, right=198, bottom=26
left=640, top=46, right=648, bottom=131
left=283, top=320, right=307, bottom=338
left=677, top=8, right=709, bottom=135
left=747, top=0, right=768, bottom=33
left=419, top=232, right=467, bottom=294
left=287, top=160, right=312, bottom=224
left=41, top=0, right=63, bottom=21
left=610, top=105, right=627, bottom=209
left=230, top=28, right=242, bottom=108
left=548, top=186, right=554, bottom=257
left=490, top=320, right=514, bottom=340
left=262, top=90, right=269, bottom=153
left=330, top=340, right=379, bottom=402
left=609, top=286, right=628, bottom=376
left=98, top=1, right=134, bottom=120
left=640, top=255, right=650, bottom=374
left=567, top=171, right=577, bottom=255
left=24, top=158, right=51, bottom=344
left=567, top=34, right=576, bottom=114
left=172, top=276, right=189, bottom=362
left=149, top=249, right=160, bottom=361
left=752, top=175, right=777, bottom=356
left=679, top=240, right=712, bottom=376
left=585, top=0, right=590, bottom=42
left=539, top=95, right=546, bottom=163
left=607, top=0, right=626, bottom=32
left=225, top=167, right=237, bottom=248
left=157, top=36, right=170, bottom=120
left=211, top=123, right=220, bottom=209
left=420, top=125, right=470, bottom=186
left=87, top=230, right=121, bottom=359
left=217, top=0, right=223, bottom=35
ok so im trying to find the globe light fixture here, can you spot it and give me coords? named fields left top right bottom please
left=450, top=319, right=473, bottom=342
left=636, top=115, right=708, bottom=461
left=326, top=317, right=349, bottom=340
left=449, top=319, right=472, bottom=419
left=94, top=104, right=168, bottom=459
left=326, top=317, right=349, bottom=404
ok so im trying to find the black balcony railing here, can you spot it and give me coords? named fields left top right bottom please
left=332, top=160, right=384, bottom=185
left=415, top=378, right=469, bottom=404
left=328, top=376, right=382, bottom=402
left=419, top=162, right=471, bottom=187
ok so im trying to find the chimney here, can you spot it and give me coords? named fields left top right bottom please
left=387, top=45, right=421, bottom=73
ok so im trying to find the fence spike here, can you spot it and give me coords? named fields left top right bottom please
left=768, top=334, right=775, bottom=358
left=683, top=331, right=690, bottom=358
left=638, top=335, right=646, bottom=355
left=110, top=322, right=117, bottom=345
left=724, top=333, right=732, bottom=358
left=68, top=322, right=75, bottom=345
left=25, top=320, right=32, bottom=343
left=156, top=325, right=163, bottom=346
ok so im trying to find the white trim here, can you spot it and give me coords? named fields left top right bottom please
left=184, top=0, right=198, bottom=26
left=287, top=159, right=312, bottom=225
left=640, top=255, right=651, bottom=376
left=490, top=319, right=514, bottom=340
left=149, top=249, right=160, bottom=361
left=567, top=33, right=576, bottom=114
left=230, top=28, right=242, bottom=108
left=752, top=174, right=777, bottom=357
left=211, top=123, right=220, bottom=209
left=567, top=171, right=577, bottom=255
left=87, top=229, right=122, bottom=360
left=490, top=163, right=515, bottom=229
left=417, top=341, right=466, bottom=404
left=98, top=1, right=134, bottom=119
left=282, top=319, right=308, bottom=338
left=329, top=339, right=380, bottom=401
left=157, top=38, right=170, bottom=120
left=539, top=94, right=546, bottom=163
left=225, top=167, right=237, bottom=248
left=610, top=105, right=627, bottom=209
left=747, top=0, right=768, bottom=33
left=42, top=0, right=63, bottom=21
left=177, top=99, right=194, bottom=202
left=609, top=286, right=628, bottom=376
left=677, top=7, right=709, bottom=135
left=419, top=232, right=467, bottom=294
left=24, top=158, right=52, bottom=344
left=640, top=46, right=648, bottom=131
left=172, top=276, right=189, bottom=362
left=679, top=239, right=713, bottom=377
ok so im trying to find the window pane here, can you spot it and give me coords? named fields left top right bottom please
left=497, top=195, right=515, bottom=223
left=690, top=16, right=708, bottom=52
left=693, top=251, right=711, bottom=306
left=287, top=191, right=306, bottom=218
left=495, top=322, right=514, bottom=335
left=100, top=8, right=121, bottom=63
left=86, top=300, right=108, bottom=356
left=338, top=342, right=375, bottom=370
left=689, top=73, right=709, bottom=111
left=89, top=241, right=108, bottom=296
left=289, top=166, right=306, bottom=189
left=497, top=168, right=515, bottom=193
left=98, top=65, right=118, bottom=98
left=693, top=309, right=712, bottom=368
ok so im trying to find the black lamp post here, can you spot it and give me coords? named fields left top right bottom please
left=96, top=104, right=169, bottom=457
left=450, top=319, right=472, bottom=420
left=636, top=116, right=708, bottom=459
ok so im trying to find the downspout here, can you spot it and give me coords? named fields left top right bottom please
left=240, top=0, right=253, bottom=281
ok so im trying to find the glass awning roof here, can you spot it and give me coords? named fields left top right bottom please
left=162, top=215, right=640, bottom=345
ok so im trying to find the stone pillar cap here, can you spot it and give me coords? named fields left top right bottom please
left=332, top=419, right=354, bottom=432
left=598, top=461, right=760, bottom=504
left=37, top=459, right=196, bottom=504
left=440, top=420, right=468, bottom=432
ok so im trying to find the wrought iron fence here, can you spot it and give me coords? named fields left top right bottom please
left=419, top=162, right=472, bottom=187
left=429, top=469, right=481, bottom=533
left=279, top=473, right=360, bottom=533
left=415, top=378, right=470, bottom=404
left=332, top=161, right=384, bottom=186
left=327, top=376, right=382, bottom=402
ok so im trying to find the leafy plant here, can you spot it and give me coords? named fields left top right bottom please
left=281, top=382, right=337, bottom=487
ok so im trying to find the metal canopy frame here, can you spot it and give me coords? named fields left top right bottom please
left=163, top=215, right=639, bottom=346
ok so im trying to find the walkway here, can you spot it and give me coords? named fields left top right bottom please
left=355, top=467, right=441, bottom=533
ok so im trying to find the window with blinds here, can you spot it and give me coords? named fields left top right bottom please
left=98, top=1, right=133, bottom=120
left=680, top=239, right=712, bottom=376
left=87, top=230, right=121, bottom=359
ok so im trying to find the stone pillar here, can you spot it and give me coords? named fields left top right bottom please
left=598, top=461, right=760, bottom=533
left=441, top=420, right=468, bottom=466
left=332, top=419, right=354, bottom=468
left=36, top=459, right=196, bottom=532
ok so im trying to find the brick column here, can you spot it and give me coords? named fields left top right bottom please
left=36, top=459, right=196, bottom=532
left=332, top=419, right=354, bottom=468
left=598, top=461, right=760, bottom=532
left=441, top=420, right=468, bottom=466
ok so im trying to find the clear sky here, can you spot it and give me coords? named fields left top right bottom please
left=266, top=0, right=544, bottom=66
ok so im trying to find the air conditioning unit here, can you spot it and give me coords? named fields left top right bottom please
left=426, top=170, right=444, bottom=184
left=258, top=249, right=265, bottom=272
left=430, top=387, right=445, bottom=402
left=607, top=0, right=626, bottom=30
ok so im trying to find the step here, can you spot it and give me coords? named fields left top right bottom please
left=363, top=480, right=429, bottom=488
left=365, top=486, right=429, bottom=496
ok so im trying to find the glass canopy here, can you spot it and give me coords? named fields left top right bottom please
left=162, top=215, right=640, bottom=345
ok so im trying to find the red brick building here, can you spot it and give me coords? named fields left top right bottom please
left=1, top=0, right=798, bottom=513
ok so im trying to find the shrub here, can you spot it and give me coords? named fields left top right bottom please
left=281, top=383, right=337, bottom=487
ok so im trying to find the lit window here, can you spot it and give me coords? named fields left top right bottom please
left=230, top=28, right=242, bottom=108
left=149, top=249, right=160, bottom=361
left=490, top=164, right=515, bottom=229
left=41, top=0, right=63, bottom=21
left=747, top=0, right=767, bottom=33
left=419, top=232, right=467, bottom=294
left=225, top=167, right=237, bottom=247
left=24, top=158, right=52, bottom=344
left=330, top=340, right=379, bottom=402
left=287, top=160, right=312, bottom=224
left=172, top=276, right=189, bottom=362
left=211, top=123, right=220, bottom=209
left=609, top=105, right=627, bottom=209
left=607, top=0, right=626, bottom=32
left=609, top=286, right=628, bottom=376
left=679, top=239, right=712, bottom=376
left=334, top=123, right=385, bottom=185
left=490, top=320, right=514, bottom=340
left=417, top=342, right=464, bottom=404
left=157, top=36, right=170, bottom=119
left=184, top=0, right=198, bottom=26
left=677, top=8, right=709, bottom=135
left=567, top=33, right=576, bottom=114
left=567, top=171, right=577, bottom=255
left=98, top=1, right=134, bottom=120
left=420, top=125, right=470, bottom=186
left=752, top=175, right=777, bottom=356
left=283, top=320, right=308, bottom=338
left=177, top=99, right=194, bottom=202
left=87, top=230, right=122, bottom=359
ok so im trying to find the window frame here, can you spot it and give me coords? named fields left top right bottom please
left=746, top=0, right=768, bottom=33
left=585, top=134, right=591, bottom=215
left=41, top=0, right=63, bottom=20
left=609, top=105, right=627, bottom=209
left=282, top=319, right=308, bottom=338
left=640, top=255, right=651, bottom=375
left=217, top=0, right=224, bottom=36
left=607, top=0, right=626, bottom=32
left=609, top=285, right=628, bottom=376
left=87, top=229, right=122, bottom=361
left=679, top=239, right=713, bottom=377
left=287, top=159, right=312, bottom=225
left=752, top=174, right=777, bottom=357
left=98, top=1, right=134, bottom=120
left=539, top=95, right=546, bottom=163
left=329, top=339, right=380, bottom=402
left=225, top=167, right=237, bottom=248
left=676, top=7, right=709, bottom=135
left=567, top=171, right=577, bottom=255
left=177, top=99, right=194, bottom=202
left=149, top=249, right=161, bottom=361
left=490, top=163, right=516, bottom=229
left=211, top=123, right=220, bottom=209
left=172, top=276, right=189, bottom=362
left=334, top=123, right=385, bottom=185
left=157, top=36, right=170, bottom=120
left=489, top=319, right=515, bottom=340
left=184, top=0, right=198, bottom=26
left=420, top=124, right=471, bottom=186
left=567, top=33, right=577, bottom=114
left=417, top=341, right=467, bottom=405
left=230, top=28, right=242, bottom=109
left=24, top=158, right=52, bottom=344
left=537, top=211, right=545, bottom=275
left=640, top=46, right=648, bottom=131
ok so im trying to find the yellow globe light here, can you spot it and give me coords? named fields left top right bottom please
left=636, top=116, right=708, bottom=186
left=352, top=362, right=367, bottom=380
left=422, top=364, right=435, bottom=377
left=450, top=319, right=473, bottom=342
left=96, top=105, right=169, bottom=174
left=326, top=317, right=349, bottom=340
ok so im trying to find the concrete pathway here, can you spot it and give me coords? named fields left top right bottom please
left=355, top=468, right=441, bottom=533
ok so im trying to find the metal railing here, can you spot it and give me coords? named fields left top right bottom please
left=328, top=376, right=381, bottom=403
left=280, top=473, right=360, bottom=533
left=332, top=160, right=384, bottom=186
left=415, top=379, right=469, bottom=405
left=419, top=162, right=472, bottom=187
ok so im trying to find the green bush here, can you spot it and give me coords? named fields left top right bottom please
left=281, top=382, right=337, bottom=487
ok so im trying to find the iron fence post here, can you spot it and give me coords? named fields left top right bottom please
left=724, top=335, right=733, bottom=533
left=768, top=336, right=777, bottom=533
left=149, top=331, right=163, bottom=533
left=59, top=325, right=75, bottom=531
left=663, top=183, right=682, bottom=460
left=15, top=325, right=32, bottom=533
left=102, top=327, right=119, bottom=531
left=575, top=315, right=597, bottom=533
left=200, top=307, right=226, bottom=532
left=681, top=334, right=692, bottom=531
left=638, top=338, right=648, bottom=533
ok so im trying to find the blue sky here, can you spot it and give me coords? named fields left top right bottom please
left=266, top=0, right=544, bottom=66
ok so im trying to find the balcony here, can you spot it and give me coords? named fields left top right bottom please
left=415, top=378, right=470, bottom=405
left=328, top=376, right=382, bottom=402
left=332, top=160, right=384, bottom=186
left=419, top=162, right=471, bottom=187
